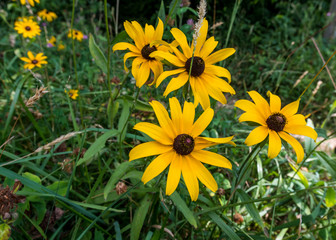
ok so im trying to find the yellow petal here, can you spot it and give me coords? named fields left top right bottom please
left=150, top=51, right=185, bottom=67
left=131, top=21, right=146, bottom=48
left=191, top=108, right=214, bottom=137
left=166, top=153, right=182, bottom=195
left=191, top=149, right=232, bottom=169
left=113, top=42, right=140, bottom=54
left=153, top=18, right=164, bottom=40
left=141, top=150, right=174, bottom=184
left=150, top=100, right=176, bottom=139
left=247, top=91, right=271, bottom=119
left=235, top=99, right=257, bottom=112
left=284, top=125, right=317, bottom=140
left=194, top=19, right=208, bottom=55
left=286, top=114, right=306, bottom=127
left=170, top=28, right=192, bottom=58
left=238, top=111, right=266, bottom=126
left=134, top=122, right=172, bottom=145
left=204, top=65, right=231, bottom=83
left=182, top=101, right=195, bottom=134
left=194, top=77, right=210, bottom=110
left=129, top=141, right=172, bottom=161
left=144, top=23, right=155, bottom=43
left=280, top=99, right=300, bottom=117
left=205, top=48, right=235, bottom=65
left=123, top=21, right=143, bottom=50
left=124, top=52, right=140, bottom=71
left=182, top=156, right=199, bottom=201
left=155, top=68, right=185, bottom=87
left=170, top=45, right=188, bottom=62
left=135, top=61, right=150, bottom=87
left=201, top=73, right=235, bottom=94
left=189, top=156, right=218, bottom=192
left=148, top=60, right=163, bottom=85
left=278, top=131, right=304, bottom=163
left=269, top=92, right=281, bottom=113
left=20, top=57, right=31, bottom=63
left=200, top=136, right=235, bottom=146
left=169, top=97, right=183, bottom=134
left=199, top=36, right=218, bottom=59
left=163, top=72, right=189, bottom=96
left=245, top=126, right=269, bottom=146
left=267, top=130, right=282, bottom=159
left=27, top=51, right=34, bottom=59
left=206, top=83, right=227, bottom=105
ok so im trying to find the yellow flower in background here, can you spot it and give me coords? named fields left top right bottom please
left=65, top=89, right=79, bottom=100
left=38, top=9, right=57, bottom=22
left=235, top=91, right=317, bottom=163
left=129, top=97, right=234, bottom=201
left=112, top=18, right=168, bottom=88
left=48, top=36, right=56, bottom=47
left=68, top=29, right=84, bottom=41
left=57, top=43, right=65, bottom=51
left=20, top=51, right=47, bottom=69
left=150, top=19, right=235, bottom=110
left=20, top=0, right=40, bottom=7
left=14, top=18, right=41, bottom=38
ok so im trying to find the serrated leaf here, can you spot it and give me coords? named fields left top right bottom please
left=326, top=187, right=336, bottom=208
left=170, top=192, right=197, bottom=228
left=77, top=129, right=119, bottom=166
left=89, top=34, right=107, bottom=73
left=237, top=189, right=265, bottom=228
left=130, top=194, right=151, bottom=240
left=208, top=212, right=241, bottom=240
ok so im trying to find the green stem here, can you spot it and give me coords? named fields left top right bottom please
left=70, top=0, right=84, bottom=127
left=104, top=0, right=113, bottom=100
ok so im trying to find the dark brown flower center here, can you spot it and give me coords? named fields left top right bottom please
left=185, top=56, right=205, bottom=77
left=32, top=59, right=38, bottom=64
left=173, top=134, right=195, bottom=155
left=75, top=32, right=78, bottom=35
left=141, top=44, right=157, bottom=60
left=45, top=10, right=49, bottom=14
left=25, top=26, right=31, bottom=31
left=266, top=113, right=287, bottom=132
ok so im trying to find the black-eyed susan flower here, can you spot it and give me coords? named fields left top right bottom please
left=129, top=97, right=234, bottom=201
left=20, top=0, right=39, bottom=7
left=68, top=29, right=84, bottom=41
left=112, top=19, right=168, bottom=88
left=235, top=91, right=317, bottom=163
left=150, top=19, right=235, bottom=110
left=65, top=89, right=79, bottom=100
left=38, top=9, right=57, bottom=22
left=14, top=18, right=41, bottom=39
left=20, top=51, right=47, bottom=69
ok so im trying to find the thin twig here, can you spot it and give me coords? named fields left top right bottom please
left=311, top=38, right=336, bottom=89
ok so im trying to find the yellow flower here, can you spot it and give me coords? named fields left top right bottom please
left=150, top=19, right=235, bottom=110
left=112, top=19, right=168, bottom=88
left=57, top=43, right=65, bottom=51
left=37, top=9, right=57, bottom=22
left=68, top=29, right=84, bottom=41
left=20, top=51, right=47, bottom=69
left=14, top=18, right=41, bottom=38
left=235, top=91, right=318, bottom=163
left=65, top=89, right=79, bottom=100
left=129, top=97, right=234, bottom=201
left=48, top=36, right=56, bottom=47
left=20, top=0, right=40, bottom=7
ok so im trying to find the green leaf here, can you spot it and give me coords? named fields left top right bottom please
left=89, top=34, right=107, bottom=73
left=326, top=187, right=336, bottom=208
left=0, top=223, right=11, bottom=240
left=157, top=0, right=165, bottom=25
left=111, top=31, right=129, bottom=46
left=170, top=192, right=197, bottom=228
left=22, top=172, right=41, bottom=184
left=117, top=98, right=131, bottom=142
left=104, top=161, right=134, bottom=200
left=47, top=181, right=68, bottom=196
left=130, top=194, right=151, bottom=240
left=237, top=189, right=265, bottom=228
left=77, top=129, right=119, bottom=166
left=208, top=212, right=241, bottom=240
left=316, top=151, right=336, bottom=180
